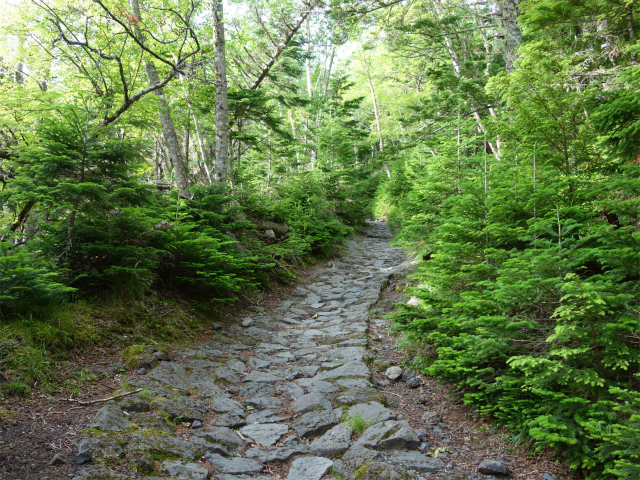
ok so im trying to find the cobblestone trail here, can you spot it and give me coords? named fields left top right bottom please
left=68, top=221, right=454, bottom=480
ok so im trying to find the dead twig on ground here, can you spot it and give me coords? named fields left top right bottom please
left=62, top=388, right=142, bottom=405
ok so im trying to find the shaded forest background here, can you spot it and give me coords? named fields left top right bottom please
left=0, top=0, right=639, bottom=478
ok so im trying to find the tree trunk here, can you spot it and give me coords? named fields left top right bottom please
left=500, top=0, right=522, bottom=72
left=213, top=0, right=230, bottom=184
left=130, top=0, right=188, bottom=190
left=305, top=17, right=313, bottom=98
left=362, top=52, right=384, bottom=154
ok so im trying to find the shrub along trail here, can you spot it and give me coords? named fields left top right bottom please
left=5, top=222, right=572, bottom=480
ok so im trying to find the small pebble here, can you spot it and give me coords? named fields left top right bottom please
left=212, top=322, right=223, bottom=330
left=136, top=367, right=147, bottom=375
left=191, top=420, right=203, bottom=429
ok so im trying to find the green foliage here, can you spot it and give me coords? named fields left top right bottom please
left=382, top=20, right=640, bottom=476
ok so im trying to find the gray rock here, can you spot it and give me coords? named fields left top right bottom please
left=107, top=363, right=127, bottom=373
left=227, top=359, right=246, bottom=373
left=334, top=387, right=386, bottom=406
left=401, top=369, right=416, bottom=382
left=130, top=454, right=155, bottom=473
left=249, top=358, right=272, bottom=369
left=87, top=404, right=129, bottom=431
left=239, top=423, right=289, bottom=446
left=242, top=371, right=281, bottom=383
left=354, top=461, right=418, bottom=480
left=347, top=401, right=397, bottom=425
left=211, top=322, right=223, bottom=330
left=137, top=413, right=174, bottom=433
left=406, top=377, right=422, bottom=388
left=275, top=382, right=305, bottom=399
left=336, top=378, right=372, bottom=389
left=244, top=444, right=306, bottom=463
left=316, top=361, right=370, bottom=380
left=323, top=346, right=367, bottom=363
left=188, top=370, right=227, bottom=398
left=241, top=317, right=254, bottom=327
left=356, top=420, right=420, bottom=451
left=160, top=461, right=211, bottom=479
left=50, top=453, right=69, bottom=465
left=74, top=451, right=92, bottom=465
left=293, top=407, right=342, bottom=437
left=136, top=367, right=147, bottom=375
left=478, top=459, right=510, bottom=476
left=246, top=397, right=281, bottom=410
left=291, top=393, right=332, bottom=413
left=385, top=366, right=403, bottom=381
left=146, top=367, right=188, bottom=390
left=246, top=409, right=289, bottom=424
left=115, top=394, right=151, bottom=413
left=129, top=432, right=199, bottom=460
left=386, top=451, right=444, bottom=472
left=297, top=378, right=339, bottom=395
left=287, top=456, right=333, bottom=480
left=78, top=437, right=124, bottom=460
left=211, top=413, right=245, bottom=429
left=421, top=411, right=441, bottom=424
left=332, top=445, right=384, bottom=478
left=70, top=465, right=126, bottom=480
left=543, top=474, right=559, bottom=480
left=309, top=422, right=353, bottom=457
left=159, top=361, right=187, bottom=377
left=189, top=427, right=243, bottom=456
left=204, top=453, right=264, bottom=475
left=211, top=397, right=244, bottom=416
left=213, top=366, right=239, bottom=383
left=238, top=382, right=274, bottom=397
left=192, top=420, right=203, bottom=429
left=152, top=351, right=172, bottom=362
left=153, top=397, right=205, bottom=422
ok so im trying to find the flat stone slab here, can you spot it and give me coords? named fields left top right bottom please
left=315, top=361, right=370, bottom=380
left=386, top=451, right=445, bottom=472
left=242, top=371, right=281, bottom=383
left=291, top=393, right=332, bottom=413
left=332, top=445, right=385, bottom=478
left=152, top=397, right=205, bottom=423
left=211, top=397, right=244, bottom=416
left=188, top=427, right=243, bottom=456
left=244, top=444, right=306, bottom=463
left=147, top=367, right=189, bottom=390
left=347, top=401, right=397, bottom=425
left=239, top=423, right=289, bottom=446
left=160, top=461, right=211, bottom=479
left=356, top=420, right=420, bottom=451
left=246, top=397, right=282, bottom=410
left=334, top=387, right=386, bottom=406
left=87, top=405, right=129, bottom=432
left=355, top=461, right=419, bottom=480
left=275, top=382, right=305, bottom=399
left=296, top=378, right=339, bottom=395
left=293, top=408, right=342, bottom=437
left=129, top=433, right=198, bottom=460
left=287, top=456, right=333, bottom=480
left=205, top=453, right=263, bottom=475
left=309, top=422, right=353, bottom=457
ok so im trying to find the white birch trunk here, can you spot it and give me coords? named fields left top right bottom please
left=130, top=0, right=188, bottom=190
left=213, top=0, right=230, bottom=184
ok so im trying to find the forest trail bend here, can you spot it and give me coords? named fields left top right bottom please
left=31, top=221, right=566, bottom=480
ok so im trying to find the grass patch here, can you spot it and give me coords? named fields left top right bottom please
left=347, top=413, right=369, bottom=435
left=0, top=296, right=214, bottom=397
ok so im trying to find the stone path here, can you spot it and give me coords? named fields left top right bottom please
left=69, top=221, right=451, bottom=480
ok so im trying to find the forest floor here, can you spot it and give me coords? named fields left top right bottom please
left=0, top=222, right=575, bottom=480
